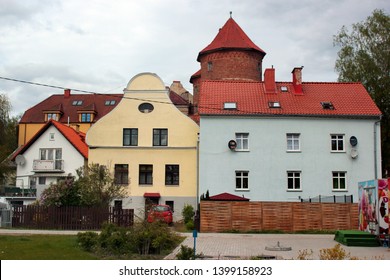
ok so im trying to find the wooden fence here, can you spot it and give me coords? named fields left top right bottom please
left=200, top=201, right=358, bottom=233
left=12, top=205, right=134, bottom=230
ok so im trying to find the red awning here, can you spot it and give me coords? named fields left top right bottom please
left=143, top=192, right=161, bottom=198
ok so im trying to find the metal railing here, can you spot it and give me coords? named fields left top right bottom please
left=300, top=194, right=353, bottom=203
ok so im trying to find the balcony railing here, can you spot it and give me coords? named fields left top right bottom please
left=33, top=159, right=64, bottom=172
left=0, top=186, right=37, bottom=197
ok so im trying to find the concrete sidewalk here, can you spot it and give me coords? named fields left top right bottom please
left=166, top=232, right=390, bottom=260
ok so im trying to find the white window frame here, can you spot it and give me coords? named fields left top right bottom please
left=235, top=133, right=249, bottom=151
left=287, top=171, right=301, bottom=191
left=235, top=171, right=249, bottom=190
left=331, top=134, right=345, bottom=152
left=287, top=133, right=300, bottom=152
left=332, top=171, right=347, bottom=191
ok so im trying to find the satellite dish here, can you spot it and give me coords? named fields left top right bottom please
left=228, top=140, right=237, bottom=150
left=350, top=136, right=358, bottom=147
left=351, top=149, right=358, bottom=159
left=15, top=155, right=26, bottom=166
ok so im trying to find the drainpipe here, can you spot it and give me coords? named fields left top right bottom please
left=196, top=133, right=200, bottom=210
left=374, top=116, right=382, bottom=179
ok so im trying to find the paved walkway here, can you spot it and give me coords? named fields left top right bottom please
left=1, top=229, right=389, bottom=260
left=165, top=232, right=390, bottom=260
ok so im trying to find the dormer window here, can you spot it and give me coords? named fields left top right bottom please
left=72, top=100, right=83, bottom=106
left=223, top=102, right=237, bottom=110
left=321, top=102, right=334, bottom=110
left=268, top=101, right=281, bottom=108
left=280, top=86, right=288, bottom=92
left=105, top=100, right=116, bottom=106
left=47, top=113, right=58, bottom=121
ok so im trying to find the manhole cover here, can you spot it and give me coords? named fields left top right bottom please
left=265, top=241, right=292, bottom=251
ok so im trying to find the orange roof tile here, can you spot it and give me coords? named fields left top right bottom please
left=11, top=120, right=88, bottom=160
left=198, top=80, right=381, bottom=117
left=197, top=17, right=266, bottom=61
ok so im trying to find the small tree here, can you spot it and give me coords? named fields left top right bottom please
left=40, top=163, right=127, bottom=207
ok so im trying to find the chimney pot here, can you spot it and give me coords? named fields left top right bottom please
left=64, top=89, right=71, bottom=98
left=292, top=67, right=303, bottom=95
left=264, top=68, right=276, bottom=94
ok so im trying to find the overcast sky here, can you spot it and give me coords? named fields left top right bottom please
left=1, top=0, right=388, bottom=117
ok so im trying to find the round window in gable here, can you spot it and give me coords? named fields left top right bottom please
left=138, top=103, right=154, bottom=113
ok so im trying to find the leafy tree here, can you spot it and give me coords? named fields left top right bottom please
left=0, top=94, right=19, bottom=185
left=40, top=164, right=127, bottom=207
left=333, top=9, right=390, bottom=173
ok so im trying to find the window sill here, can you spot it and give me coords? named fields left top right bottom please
left=286, top=189, right=302, bottom=192
left=235, top=150, right=250, bottom=152
left=332, top=189, right=348, bottom=192
left=330, top=151, right=346, bottom=153
left=139, top=184, right=153, bottom=187
left=235, top=189, right=250, bottom=192
left=165, top=185, right=180, bottom=187
left=286, top=150, right=301, bottom=153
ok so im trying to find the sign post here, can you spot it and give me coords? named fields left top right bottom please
left=192, top=229, right=198, bottom=259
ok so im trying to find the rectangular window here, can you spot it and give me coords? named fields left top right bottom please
left=114, top=164, right=129, bottom=185
left=287, top=133, right=300, bottom=151
left=81, top=113, right=91, bottom=122
left=235, top=171, right=249, bottom=190
left=331, top=135, right=345, bottom=152
left=165, top=165, right=179, bottom=185
left=235, top=133, right=249, bottom=151
left=139, top=164, right=153, bottom=185
left=47, top=113, right=58, bottom=121
left=38, top=177, right=46, bottom=185
left=153, top=129, right=168, bottom=146
left=165, top=200, right=174, bottom=212
left=123, top=128, right=138, bottom=146
left=287, top=171, right=301, bottom=190
left=333, top=172, right=347, bottom=190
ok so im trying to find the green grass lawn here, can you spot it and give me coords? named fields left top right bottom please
left=0, top=235, right=98, bottom=260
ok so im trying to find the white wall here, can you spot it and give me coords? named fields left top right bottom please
left=15, top=126, right=85, bottom=193
left=199, top=116, right=381, bottom=202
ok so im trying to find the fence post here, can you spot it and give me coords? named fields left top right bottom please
left=319, top=195, right=321, bottom=203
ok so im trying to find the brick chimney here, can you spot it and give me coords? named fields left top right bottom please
left=264, top=68, right=276, bottom=94
left=292, top=67, right=303, bottom=95
left=64, top=89, right=71, bottom=98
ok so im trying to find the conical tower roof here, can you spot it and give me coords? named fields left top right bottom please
left=197, top=17, right=266, bottom=61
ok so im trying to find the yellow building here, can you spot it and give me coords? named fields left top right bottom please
left=86, top=73, right=199, bottom=220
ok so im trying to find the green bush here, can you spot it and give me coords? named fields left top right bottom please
left=182, top=204, right=195, bottom=224
left=77, top=231, right=99, bottom=252
left=78, top=221, right=183, bottom=258
left=176, top=245, right=195, bottom=260
left=185, top=220, right=194, bottom=230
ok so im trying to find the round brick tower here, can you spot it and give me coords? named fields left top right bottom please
left=190, top=16, right=266, bottom=110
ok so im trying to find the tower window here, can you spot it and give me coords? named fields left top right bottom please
left=207, top=61, right=213, bottom=71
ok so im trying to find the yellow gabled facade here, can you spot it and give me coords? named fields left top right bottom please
left=86, top=73, right=199, bottom=220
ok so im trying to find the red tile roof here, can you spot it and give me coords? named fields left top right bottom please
left=209, top=192, right=250, bottom=201
left=11, top=120, right=88, bottom=160
left=198, top=80, right=381, bottom=117
left=169, top=90, right=189, bottom=106
left=20, top=92, right=122, bottom=124
left=197, top=17, right=266, bottom=61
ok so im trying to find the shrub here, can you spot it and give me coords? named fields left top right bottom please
left=185, top=220, right=194, bottom=231
left=182, top=204, right=195, bottom=224
left=319, top=244, right=350, bottom=260
left=176, top=245, right=195, bottom=260
left=77, top=231, right=99, bottom=252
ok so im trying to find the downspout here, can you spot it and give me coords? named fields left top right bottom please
left=374, top=116, right=382, bottom=179
left=196, top=132, right=200, bottom=210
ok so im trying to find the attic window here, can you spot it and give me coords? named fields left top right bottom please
left=223, top=102, right=237, bottom=110
left=321, top=102, right=334, bottom=110
left=280, top=86, right=288, bottom=92
left=268, top=101, right=281, bottom=108
left=105, top=100, right=116, bottom=106
left=72, top=100, right=83, bottom=106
